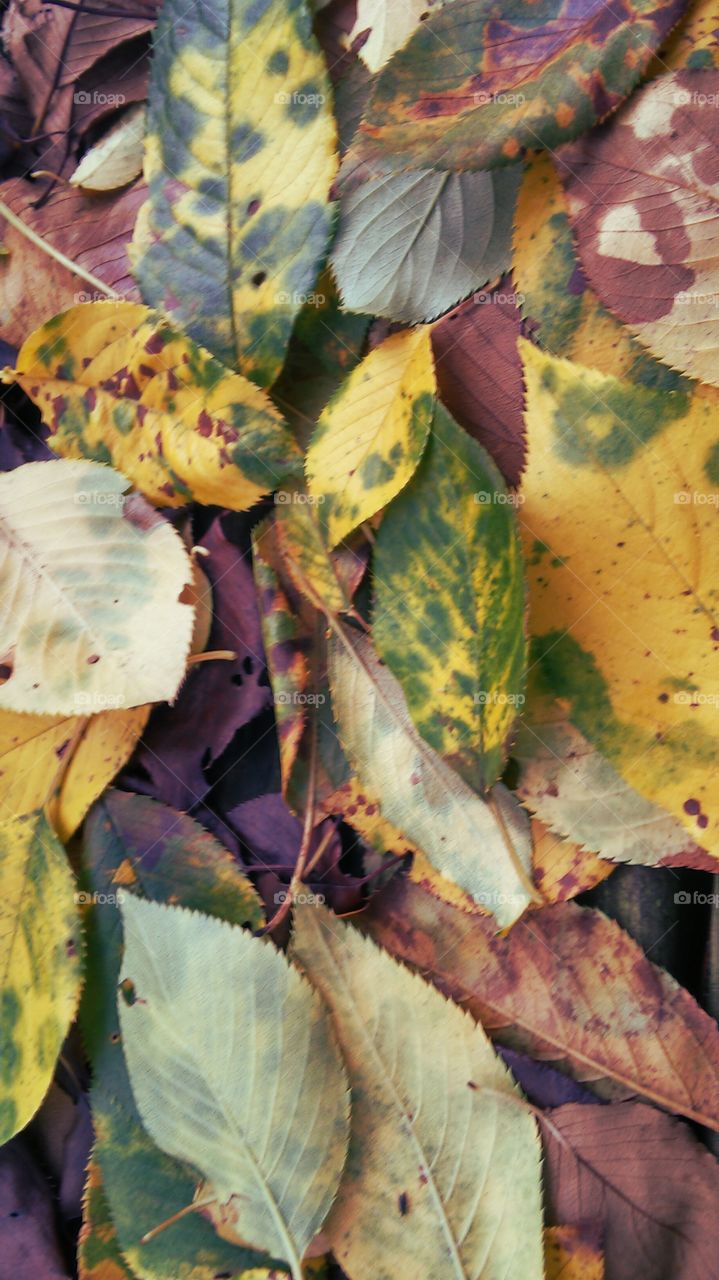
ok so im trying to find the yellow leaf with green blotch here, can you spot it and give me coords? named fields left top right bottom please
left=291, top=904, right=543, bottom=1280
left=328, top=627, right=537, bottom=926
left=131, top=0, right=337, bottom=387
left=0, top=810, right=83, bottom=1143
left=305, top=327, right=434, bottom=547
left=374, top=401, right=527, bottom=792
left=4, top=302, right=300, bottom=509
left=521, top=341, right=719, bottom=855
left=118, top=895, right=349, bottom=1280
left=0, top=460, right=193, bottom=716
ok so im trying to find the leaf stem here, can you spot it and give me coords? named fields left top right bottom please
left=140, top=1194, right=217, bottom=1244
left=0, top=200, right=120, bottom=298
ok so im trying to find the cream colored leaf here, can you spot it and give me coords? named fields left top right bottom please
left=118, top=895, right=349, bottom=1280
left=291, top=903, right=543, bottom=1280
left=70, top=105, right=145, bottom=192
left=0, top=460, right=193, bottom=715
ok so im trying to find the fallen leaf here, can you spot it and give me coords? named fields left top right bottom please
left=362, top=878, right=719, bottom=1129
left=0, top=711, right=81, bottom=818
left=544, top=1224, right=604, bottom=1280
left=0, top=1137, right=71, bottom=1279
left=50, top=706, right=150, bottom=844
left=0, top=459, right=193, bottom=715
left=432, top=278, right=527, bottom=488
left=556, top=68, right=719, bottom=388
left=340, top=0, right=685, bottom=184
left=70, top=104, right=146, bottom=193
left=328, top=627, right=536, bottom=925
left=78, top=1153, right=136, bottom=1280
left=6, top=301, right=300, bottom=509
left=332, top=166, right=520, bottom=324
left=0, top=810, right=83, bottom=1143
left=541, top=1102, right=719, bottom=1279
left=305, top=326, right=434, bottom=546
left=347, top=0, right=443, bottom=72
left=131, top=0, right=337, bottom=386
left=373, top=400, right=527, bottom=791
left=292, top=903, right=543, bottom=1280
left=80, top=792, right=271, bottom=1280
left=0, top=180, right=145, bottom=345
left=520, top=341, right=719, bottom=854
left=118, top=895, right=349, bottom=1280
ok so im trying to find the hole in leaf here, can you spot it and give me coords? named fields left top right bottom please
left=251, top=271, right=266, bottom=287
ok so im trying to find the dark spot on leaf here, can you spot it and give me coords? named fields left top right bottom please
left=251, top=271, right=267, bottom=287
left=398, top=1191, right=409, bottom=1215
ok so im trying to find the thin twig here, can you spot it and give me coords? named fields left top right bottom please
left=0, top=200, right=120, bottom=297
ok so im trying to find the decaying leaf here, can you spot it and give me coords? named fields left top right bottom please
left=557, top=69, right=719, bottom=388
left=49, top=707, right=150, bottom=844
left=306, top=326, right=434, bottom=546
left=5, top=302, right=300, bottom=509
left=292, top=903, right=543, bottom=1280
left=347, top=0, right=443, bottom=72
left=118, top=895, right=349, bottom=1280
left=0, top=810, right=83, bottom=1143
left=521, top=341, right=719, bottom=855
left=132, top=0, right=337, bottom=386
left=374, top=401, right=526, bottom=792
left=328, top=627, right=536, bottom=926
left=544, top=1225, right=604, bottom=1280
left=340, top=0, right=685, bottom=183
left=363, top=878, right=719, bottom=1129
left=0, top=460, right=193, bottom=716
left=542, top=1102, right=719, bottom=1279
left=78, top=1153, right=136, bottom=1280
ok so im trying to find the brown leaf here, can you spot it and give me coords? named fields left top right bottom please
left=542, top=1102, right=719, bottom=1280
left=431, top=278, right=526, bottom=487
left=0, top=178, right=143, bottom=344
left=544, top=1224, right=604, bottom=1279
left=362, top=878, right=719, bottom=1129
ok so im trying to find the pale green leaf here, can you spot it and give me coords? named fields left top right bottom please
left=332, top=167, right=520, bottom=324
left=291, top=903, right=544, bottom=1280
left=118, top=895, right=349, bottom=1280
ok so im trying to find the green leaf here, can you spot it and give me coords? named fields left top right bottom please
left=340, top=0, right=685, bottom=183
left=332, top=167, right=520, bottom=323
left=80, top=792, right=270, bottom=1280
left=5, top=302, right=300, bottom=510
left=291, top=903, right=544, bottom=1280
left=305, top=327, right=434, bottom=546
left=0, top=811, right=83, bottom=1143
left=328, top=627, right=536, bottom=925
left=0, top=459, right=193, bottom=715
left=132, top=0, right=337, bottom=386
left=374, top=402, right=526, bottom=791
left=118, top=895, right=349, bottom=1280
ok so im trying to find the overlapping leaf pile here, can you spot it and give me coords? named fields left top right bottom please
left=2, top=0, right=719, bottom=1275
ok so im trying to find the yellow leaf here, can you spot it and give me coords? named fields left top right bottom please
left=0, top=810, right=83, bottom=1142
left=0, top=712, right=81, bottom=818
left=306, top=327, right=434, bottom=546
left=4, top=302, right=300, bottom=509
left=521, top=340, right=719, bottom=854
left=131, top=0, right=337, bottom=386
left=50, top=706, right=150, bottom=844
left=544, top=1225, right=605, bottom=1279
